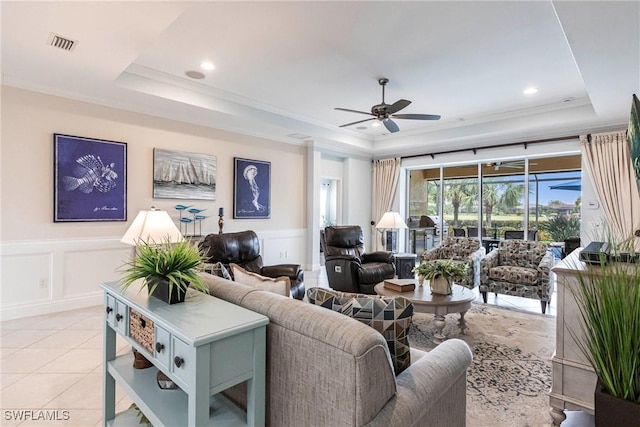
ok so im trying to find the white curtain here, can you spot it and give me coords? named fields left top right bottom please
left=372, top=157, right=401, bottom=250
left=581, top=131, right=640, bottom=250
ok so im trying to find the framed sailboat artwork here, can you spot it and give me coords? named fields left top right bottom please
left=152, top=149, right=217, bottom=200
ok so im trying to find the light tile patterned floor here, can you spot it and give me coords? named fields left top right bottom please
left=0, top=268, right=592, bottom=426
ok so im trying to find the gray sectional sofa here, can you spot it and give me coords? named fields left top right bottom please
left=199, top=272, right=473, bottom=427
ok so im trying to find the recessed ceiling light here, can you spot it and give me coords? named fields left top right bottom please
left=200, top=61, right=215, bottom=71
left=523, top=87, right=538, bottom=95
left=185, top=70, right=205, bottom=79
left=372, top=122, right=381, bottom=127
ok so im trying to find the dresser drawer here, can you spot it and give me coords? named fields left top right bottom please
left=171, top=336, right=194, bottom=386
left=154, top=325, right=171, bottom=370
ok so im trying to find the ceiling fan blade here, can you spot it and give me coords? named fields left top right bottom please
left=382, top=118, right=399, bottom=133
left=392, top=113, right=441, bottom=121
left=386, top=99, right=411, bottom=115
left=339, top=118, right=376, bottom=128
left=334, top=107, right=374, bottom=116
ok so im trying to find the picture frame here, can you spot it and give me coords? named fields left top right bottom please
left=53, top=134, right=127, bottom=222
left=153, top=148, right=217, bottom=200
left=233, top=157, right=271, bottom=219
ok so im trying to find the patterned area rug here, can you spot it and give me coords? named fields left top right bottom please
left=408, top=303, right=555, bottom=427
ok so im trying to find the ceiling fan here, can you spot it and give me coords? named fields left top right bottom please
left=488, top=160, right=538, bottom=171
left=335, top=78, right=441, bottom=133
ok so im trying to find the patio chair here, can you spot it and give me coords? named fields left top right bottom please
left=452, top=228, right=466, bottom=237
left=467, top=227, right=487, bottom=237
left=504, top=230, right=538, bottom=240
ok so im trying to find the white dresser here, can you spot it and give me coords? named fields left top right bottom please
left=101, top=281, right=269, bottom=426
left=549, top=250, right=597, bottom=426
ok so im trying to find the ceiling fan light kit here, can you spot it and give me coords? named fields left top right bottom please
left=335, top=78, right=441, bottom=133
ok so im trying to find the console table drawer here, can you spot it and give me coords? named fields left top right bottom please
left=105, top=294, right=116, bottom=325
left=154, top=325, right=171, bottom=370
left=113, top=299, right=128, bottom=335
left=171, top=335, right=194, bottom=386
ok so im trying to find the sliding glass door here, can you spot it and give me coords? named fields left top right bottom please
left=406, top=154, right=581, bottom=255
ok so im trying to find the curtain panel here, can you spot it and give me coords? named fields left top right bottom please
left=372, top=157, right=401, bottom=251
left=581, top=131, right=640, bottom=249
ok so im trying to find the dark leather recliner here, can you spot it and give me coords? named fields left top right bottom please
left=323, top=225, right=395, bottom=294
left=199, top=230, right=305, bottom=300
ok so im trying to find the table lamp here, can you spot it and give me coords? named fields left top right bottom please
left=375, top=211, right=408, bottom=253
left=121, top=207, right=183, bottom=246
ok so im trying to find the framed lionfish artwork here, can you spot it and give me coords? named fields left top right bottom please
left=53, top=134, right=127, bottom=222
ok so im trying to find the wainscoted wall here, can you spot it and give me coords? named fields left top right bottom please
left=1, top=238, right=126, bottom=321
left=0, top=229, right=305, bottom=321
left=1, top=86, right=316, bottom=320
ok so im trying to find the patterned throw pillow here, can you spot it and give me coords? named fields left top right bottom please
left=307, top=287, right=413, bottom=375
left=203, top=262, right=232, bottom=281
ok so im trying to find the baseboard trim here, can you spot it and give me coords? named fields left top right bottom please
left=0, top=292, right=103, bottom=321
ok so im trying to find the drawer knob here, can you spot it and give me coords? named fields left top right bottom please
left=115, top=313, right=123, bottom=322
left=174, top=356, right=184, bottom=368
left=106, top=306, right=113, bottom=314
left=155, top=342, right=165, bottom=353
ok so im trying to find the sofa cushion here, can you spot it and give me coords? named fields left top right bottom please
left=230, top=263, right=290, bottom=297
left=489, top=265, right=539, bottom=285
left=203, top=262, right=233, bottom=281
left=307, top=287, right=413, bottom=375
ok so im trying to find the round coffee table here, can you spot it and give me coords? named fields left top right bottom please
left=374, top=282, right=475, bottom=344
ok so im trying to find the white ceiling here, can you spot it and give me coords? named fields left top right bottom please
left=2, top=1, right=639, bottom=157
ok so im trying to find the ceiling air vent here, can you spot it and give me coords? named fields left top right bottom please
left=48, top=33, right=77, bottom=51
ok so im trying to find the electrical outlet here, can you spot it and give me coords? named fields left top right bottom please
left=38, top=278, right=47, bottom=289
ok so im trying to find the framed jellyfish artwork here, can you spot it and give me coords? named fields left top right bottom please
left=233, top=157, right=271, bottom=219
left=53, top=134, right=127, bottom=222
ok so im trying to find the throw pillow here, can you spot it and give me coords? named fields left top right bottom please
left=203, top=262, right=232, bottom=281
left=229, top=263, right=290, bottom=297
left=307, top=287, right=413, bottom=375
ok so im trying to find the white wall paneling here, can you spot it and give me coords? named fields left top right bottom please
left=1, top=238, right=128, bottom=321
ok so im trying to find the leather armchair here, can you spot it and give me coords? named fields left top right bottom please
left=323, top=225, right=395, bottom=294
left=199, top=230, right=305, bottom=300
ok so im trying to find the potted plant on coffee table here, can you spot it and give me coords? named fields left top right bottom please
left=416, top=259, right=468, bottom=295
left=571, top=254, right=640, bottom=426
left=120, top=237, right=209, bottom=304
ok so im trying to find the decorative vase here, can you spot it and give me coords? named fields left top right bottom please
left=146, top=277, right=187, bottom=304
left=594, top=381, right=640, bottom=427
left=418, top=275, right=425, bottom=287
left=430, top=276, right=452, bottom=295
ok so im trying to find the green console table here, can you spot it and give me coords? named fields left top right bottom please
left=101, top=281, right=269, bottom=426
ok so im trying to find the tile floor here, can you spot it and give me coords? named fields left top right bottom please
left=0, top=268, right=592, bottom=426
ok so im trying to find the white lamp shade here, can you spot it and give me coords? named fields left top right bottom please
left=121, top=209, right=183, bottom=246
left=375, top=212, right=408, bottom=229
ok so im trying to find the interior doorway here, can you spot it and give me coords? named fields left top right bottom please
left=320, top=178, right=342, bottom=263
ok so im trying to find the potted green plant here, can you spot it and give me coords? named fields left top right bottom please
left=571, top=254, right=640, bottom=426
left=413, top=259, right=468, bottom=295
left=119, top=238, right=209, bottom=304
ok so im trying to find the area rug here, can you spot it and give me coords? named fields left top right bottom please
left=408, top=303, right=555, bottom=427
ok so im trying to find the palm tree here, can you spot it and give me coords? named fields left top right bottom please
left=445, top=180, right=477, bottom=227
left=482, top=182, right=525, bottom=227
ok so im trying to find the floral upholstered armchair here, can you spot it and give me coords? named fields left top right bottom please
left=480, top=239, right=554, bottom=313
left=421, top=237, right=485, bottom=289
